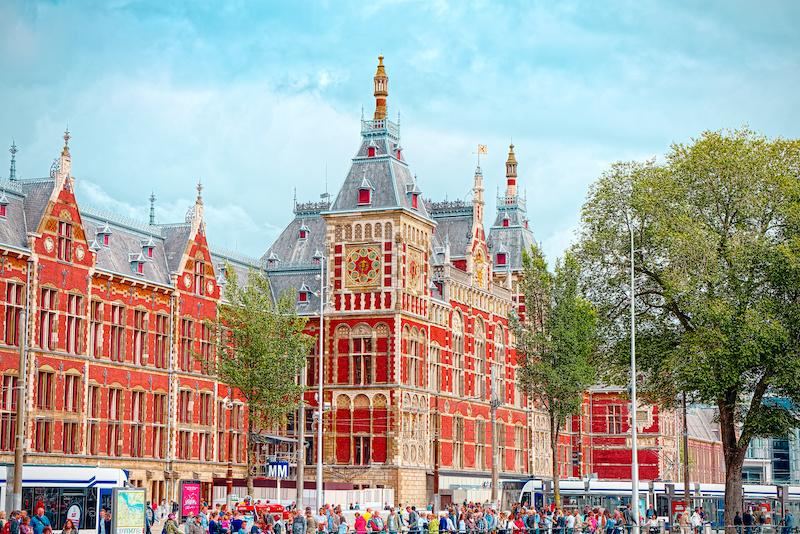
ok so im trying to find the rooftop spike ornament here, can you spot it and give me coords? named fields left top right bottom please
left=62, top=128, right=71, bottom=157
left=9, top=139, right=18, bottom=180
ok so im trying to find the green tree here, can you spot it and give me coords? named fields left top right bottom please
left=204, top=262, right=313, bottom=496
left=576, top=128, right=800, bottom=531
left=511, top=245, right=596, bottom=507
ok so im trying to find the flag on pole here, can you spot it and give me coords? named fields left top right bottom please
left=478, top=145, right=487, bottom=155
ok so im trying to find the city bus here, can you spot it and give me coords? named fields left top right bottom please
left=0, top=464, right=129, bottom=533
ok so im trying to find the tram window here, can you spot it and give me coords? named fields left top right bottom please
left=86, top=488, right=99, bottom=529
left=521, top=492, right=532, bottom=507
left=656, top=496, right=669, bottom=517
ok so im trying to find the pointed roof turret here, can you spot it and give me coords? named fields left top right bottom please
left=9, top=139, right=18, bottom=180
left=373, top=55, right=388, bottom=120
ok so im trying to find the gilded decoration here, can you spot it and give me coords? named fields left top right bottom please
left=345, top=244, right=382, bottom=288
left=60, top=209, right=72, bottom=221
left=407, top=247, right=423, bottom=293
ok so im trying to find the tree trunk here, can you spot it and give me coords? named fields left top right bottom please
left=247, top=406, right=255, bottom=498
left=551, top=413, right=561, bottom=508
left=719, top=398, right=747, bottom=534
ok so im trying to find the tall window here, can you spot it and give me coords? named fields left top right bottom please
left=180, top=319, right=194, bottom=371
left=4, top=282, right=24, bottom=346
left=65, top=294, right=84, bottom=355
left=34, top=419, right=52, bottom=452
left=62, top=422, right=79, bottom=454
left=429, top=344, right=442, bottom=391
left=515, top=425, right=525, bottom=472
left=57, top=220, right=72, bottom=262
left=199, top=323, right=212, bottom=372
left=306, top=343, right=317, bottom=387
left=109, top=304, right=125, bottom=362
left=475, top=319, right=486, bottom=398
left=177, top=430, right=192, bottom=460
left=178, top=390, right=192, bottom=424
left=131, top=391, right=146, bottom=423
left=131, top=423, right=145, bottom=458
left=607, top=405, right=622, bottom=434
left=88, top=421, right=99, bottom=455
left=0, top=375, right=17, bottom=451
left=199, top=392, right=213, bottom=426
left=452, top=313, right=465, bottom=396
left=452, top=415, right=464, bottom=469
left=475, top=419, right=486, bottom=470
left=132, top=310, right=147, bottom=365
left=194, top=260, right=206, bottom=296
left=106, top=422, right=121, bottom=456
left=108, top=389, right=122, bottom=421
left=153, top=314, right=168, bottom=369
left=88, top=385, right=100, bottom=419
left=405, top=328, right=423, bottom=387
left=63, top=374, right=80, bottom=413
left=199, top=432, right=213, bottom=461
left=494, top=326, right=506, bottom=404
left=495, top=420, right=506, bottom=472
left=39, top=288, right=57, bottom=350
left=90, top=300, right=102, bottom=358
left=352, top=336, right=372, bottom=385
left=152, top=393, right=167, bottom=459
left=353, top=436, right=371, bottom=465
left=36, top=371, right=54, bottom=410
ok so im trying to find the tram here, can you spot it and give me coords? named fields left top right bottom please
left=517, top=479, right=800, bottom=526
left=0, top=464, right=129, bottom=534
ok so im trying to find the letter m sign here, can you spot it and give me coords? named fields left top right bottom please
left=267, top=462, right=289, bottom=479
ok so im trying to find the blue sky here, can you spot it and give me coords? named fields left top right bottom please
left=2, top=0, right=799, bottom=262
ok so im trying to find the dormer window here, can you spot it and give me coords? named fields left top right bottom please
left=137, top=263, right=144, bottom=274
left=299, top=222, right=310, bottom=241
left=97, top=222, right=112, bottom=247
left=129, top=253, right=146, bottom=275
left=359, top=189, right=371, bottom=204
left=411, top=193, right=419, bottom=209
left=267, top=251, right=280, bottom=268
left=0, top=192, right=8, bottom=218
left=299, top=291, right=308, bottom=303
left=146, top=247, right=154, bottom=258
left=299, top=229, right=307, bottom=240
left=103, top=234, right=109, bottom=245
left=368, top=147, right=376, bottom=157
left=502, top=218, right=509, bottom=228
left=497, top=253, right=507, bottom=266
left=142, top=236, right=157, bottom=260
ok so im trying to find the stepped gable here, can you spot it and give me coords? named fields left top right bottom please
left=80, top=206, right=173, bottom=286
left=487, top=144, right=537, bottom=271
left=260, top=199, right=329, bottom=265
left=328, top=56, right=433, bottom=223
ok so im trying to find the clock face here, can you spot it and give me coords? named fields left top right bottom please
left=184, top=273, right=192, bottom=289
left=345, top=245, right=381, bottom=287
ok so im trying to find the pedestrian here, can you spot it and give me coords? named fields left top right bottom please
left=97, top=510, right=111, bottom=534
left=291, top=512, right=305, bottom=534
left=734, top=513, right=743, bottom=534
left=622, top=505, right=636, bottom=534
left=61, top=520, right=77, bottom=534
left=782, top=511, right=793, bottom=534
left=0, top=511, right=6, bottom=532
left=306, top=509, right=318, bottom=534
left=31, top=509, right=51, bottom=534
left=354, top=514, right=366, bottom=534
left=337, top=516, right=347, bottom=534
left=387, top=509, right=403, bottom=534
left=8, top=511, right=20, bottom=534
left=368, top=512, right=385, bottom=533
left=165, top=515, right=179, bottom=534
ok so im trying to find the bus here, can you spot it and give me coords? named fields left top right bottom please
left=1, top=464, right=129, bottom=533
left=517, top=479, right=800, bottom=526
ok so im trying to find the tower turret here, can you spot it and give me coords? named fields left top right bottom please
left=9, top=139, right=18, bottom=180
left=505, top=143, right=518, bottom=198
left=373, top=55, right=388, bottom=120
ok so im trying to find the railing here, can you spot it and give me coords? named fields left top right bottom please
left=361, top=119, right=400, bottom=139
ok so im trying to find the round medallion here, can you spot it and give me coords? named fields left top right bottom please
left=44, top=236, right=55, bottom=253
left=75, top=245, right=85, bottom=261
left=346, top=246, right=381, bottom=286
left=183, top=273, right=192, bottom=289
left=206, top=280, right=215, bottom=294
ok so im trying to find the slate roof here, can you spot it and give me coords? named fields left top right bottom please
left=487, top=194, right=537, bottom=272
left=329, top=118, right=433, bottom=222
left=260, top=205, right=328, bottom=265
left=426, top=199, right=474, bottom=262
left=0, top=178, right=31, bottom=250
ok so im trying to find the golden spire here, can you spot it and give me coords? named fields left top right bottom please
left=373, top=55, right=388, bottom=120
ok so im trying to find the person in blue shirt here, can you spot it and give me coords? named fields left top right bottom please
left=782, top=512, right=793, bottom=534
left=30, top=509, right=51, bottom=534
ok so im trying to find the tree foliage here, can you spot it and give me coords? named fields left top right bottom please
left=511, top=245, right=596, bottom=506
left=576, top=128, right=800, bottom=529
left=204, top=262, right=312, bottom=494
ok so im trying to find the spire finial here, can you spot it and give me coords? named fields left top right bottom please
left=9, top=139, right=18, bottom=180
left=505, top=142, right=518, bottom=198
left=62, top=128, right=71, bottom=156
left=196, top=179, right=203, bottom=203
left=149, top=190, right=157, bottom=225
left=373, top=55, right=388, bottom=120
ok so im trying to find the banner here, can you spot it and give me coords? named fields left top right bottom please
left=179, top=480, right=202, bottom=519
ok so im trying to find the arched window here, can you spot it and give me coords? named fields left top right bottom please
left=451, top=312, right=465, bottom=396
left=474, top=317, right=486, bottom=398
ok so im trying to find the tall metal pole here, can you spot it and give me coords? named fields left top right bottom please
left=630, top=219, right=640, bottom=534
left=13, top=260, right=31, bottom=511
left=226, top=425, right=234, bottom=509
left=682, top=391, right=690, bottom=511
left=296, top=367, right=306, bottom=512
left=490, top=367, right=499, bottom=505
left=316, top=256, right=325, bottom=510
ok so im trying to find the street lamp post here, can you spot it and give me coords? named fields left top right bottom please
left=316, top=255, right=325, bottom=510
left=630, top=215, right=640, bottom=534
